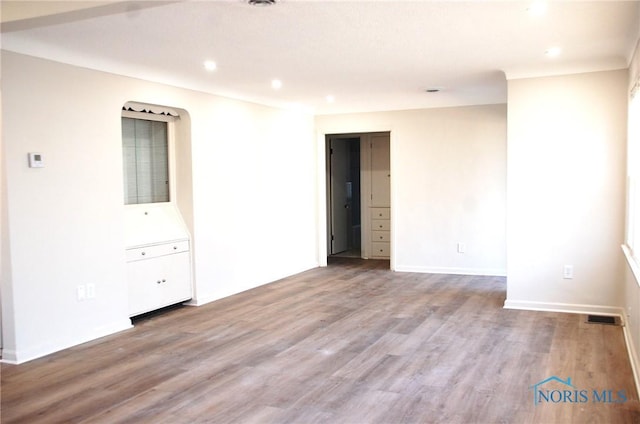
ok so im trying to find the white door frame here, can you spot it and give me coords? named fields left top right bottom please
left=317, top=125, right=394, bottom=270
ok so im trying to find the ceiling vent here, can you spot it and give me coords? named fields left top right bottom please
left=248, top=0, right=276, bottom=6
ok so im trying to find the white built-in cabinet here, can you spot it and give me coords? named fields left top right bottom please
left=124, top=206, right=192, bottom=316
left=126, top=239, right=191, bottom=317
left=368, top=134, right=391, bottom=259
left=370, top=207, right=390, bottom=258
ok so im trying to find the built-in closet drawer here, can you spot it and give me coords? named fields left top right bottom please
left=126, top=240, right=190, bottom=262
left=369, top=206, right=390, bottom=259
left=371, top=208, right=390, bottom=220
left=372, top=219, right=390, bottom=231
left=371, top=242, right=390, bottom=258
left=371, top=231, right=390, bottom=242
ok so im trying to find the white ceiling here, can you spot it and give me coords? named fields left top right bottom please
left=2, top=1, right=639, bottom=114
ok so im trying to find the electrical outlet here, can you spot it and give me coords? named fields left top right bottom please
left=86, top=283, right=95, bottom=299
left=77, top=285, right=86, bottom=301
left=563, top=265, right=574, bottom=279
left=457, top=242, right=466, bottom=254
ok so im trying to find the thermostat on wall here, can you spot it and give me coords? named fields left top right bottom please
left=28, top=152, right=44, bottom=168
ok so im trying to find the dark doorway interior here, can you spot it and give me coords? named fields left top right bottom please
left=329, top=137, right=361, bottom=257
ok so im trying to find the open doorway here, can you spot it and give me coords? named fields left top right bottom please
left=327, top=136, right=361, bottom=257
left=326, top=132, right=391, bottom=263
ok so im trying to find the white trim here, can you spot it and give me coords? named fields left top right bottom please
left=623, top=244, right=640, bottom=289
left=316, top=123, right=394, bottom=269
left=186, top=261, right=320, bottom=307
left=0, top=320, right=132, bottom=364
left=503, top=299, right=624, bottom=317
left=622, top=243, right=640, bottom=401
left=623, top=322, right=640, bottom=399
left=395, top=265, right=506, bottom=277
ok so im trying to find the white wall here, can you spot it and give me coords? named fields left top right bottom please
left=506, top=70, right=627, bottom=314
left=1, top=68, right=7, bottom=352
left=188, top=99, right=318, bottom=303
left=316, top=104, right=507, bottom=276
left=1, top=51, right=318, bottom=362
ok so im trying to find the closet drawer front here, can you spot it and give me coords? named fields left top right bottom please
left=372, top=219, right=390, bottom=231
left=370, top=208, right=390, bottom=220
left=372, top=230, right=390, bottom=242
left=371, top=242, right=390, bottom=258
left=126, top=240, right=190, bottom=262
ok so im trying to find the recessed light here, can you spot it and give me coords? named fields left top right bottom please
left=527, top=1, right=547, bottom=16
left=545, top=47, right=561, bottom=57
left=204, top=60, right=217, bottom=71
left=326, top=95, right=335, bottom=103
left=271, top=79, right=282, bottom=89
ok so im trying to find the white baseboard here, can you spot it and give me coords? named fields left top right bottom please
left=185, top=262, right=321, bottom=307
left=503, top=299, right=624, bottom=317
left=0, top=319, right=132, bottom=365
left=394, top=265, right=506, bottom=277
left=622, top=322, right=640, bottom=398
left=183, top=292, right=226, bottom=307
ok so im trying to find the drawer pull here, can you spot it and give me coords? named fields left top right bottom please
left=156, top=280, right=161, bottom=284
left=379, top=236, right=384, bottom=239
left=173, top=246, right=178, bottom=250
left=141, top=252, right=146, bottom=256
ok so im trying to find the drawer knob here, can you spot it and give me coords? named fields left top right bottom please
left=379, top=236, right=383, bottom=239
left=141, top=252, right=146, bottom=256
left=173, top=246, right=177, bottom=250
left=156, top=280, right=161, bottom=284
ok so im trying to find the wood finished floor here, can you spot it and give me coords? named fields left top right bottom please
left=2, top=258, right=639, bottom=423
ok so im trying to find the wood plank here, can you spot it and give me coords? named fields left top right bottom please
left=2, top=258, right=639, bottom=423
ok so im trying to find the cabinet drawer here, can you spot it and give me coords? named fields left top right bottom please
left=127, top=251, right=192, bottom=316
left=370, top=208, right=390, bottom=220
left=371, top=242, right=390, bottom=258
left=371, top=230, right=390, bottom=242
left=372, top=219, right=390, bottom=231
left=126, top=240, right=189, bottom=262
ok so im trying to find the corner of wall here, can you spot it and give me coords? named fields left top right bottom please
left=0, top=85, right=12, bottom=356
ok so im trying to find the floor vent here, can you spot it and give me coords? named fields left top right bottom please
left=585, top=315, right=621, bottom=326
